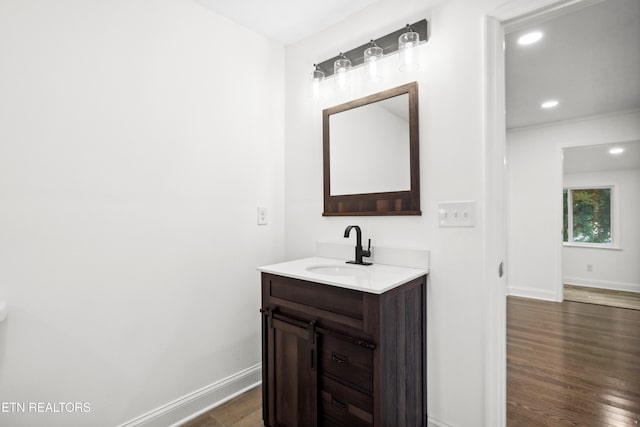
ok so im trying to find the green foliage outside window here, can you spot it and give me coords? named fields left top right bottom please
left=563, top=188, right=612, bottom=245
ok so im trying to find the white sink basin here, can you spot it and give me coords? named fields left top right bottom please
left=305, top=264, right=369, bottom=277
left=258, top=256, right=429, bottom=294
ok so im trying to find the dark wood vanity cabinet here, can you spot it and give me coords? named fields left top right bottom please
left=261, top=272, right=427, bottom=427
left=264, top=313, right=318, bottom=427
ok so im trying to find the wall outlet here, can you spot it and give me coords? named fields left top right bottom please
left=586, top=264, right=593, bottom=272
left=438, top=201, right=476, bottom=227
left=257, top=206, right=267, bottom=225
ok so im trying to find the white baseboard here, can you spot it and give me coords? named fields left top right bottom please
left=117, top=363, right=451, bottom=427
left=564, top=277, right=640, bottom=293
left=117, top=364, right=262, bottom=427
left=507, top=286, right=559, bottom=302
left=428, top=416, right=454, bottom=427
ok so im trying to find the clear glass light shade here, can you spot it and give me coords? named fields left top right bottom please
left=398, top=30, right=420, bottom=71
left=334, top=57, right=351, bottom=90
left=311, top=67, right=324, bottom=98
left=364, top=45, right=383, bottom=81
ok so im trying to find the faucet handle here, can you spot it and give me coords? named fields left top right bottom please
left=363, top=238, right=372, bottom=258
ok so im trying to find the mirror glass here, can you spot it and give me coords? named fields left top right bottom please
left=329, top=94, right=410, bottom=195
left=322, top=82, right=420, bottom=216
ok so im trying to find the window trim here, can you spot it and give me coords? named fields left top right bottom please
left=563, top=185, right=620, bottom=249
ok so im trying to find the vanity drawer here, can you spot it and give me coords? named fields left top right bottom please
left=264, top=273, right=364, bottom=322
left=320, top=376, right=373, bottom=427
left=319, top=333, right=373, bottom=392
left=321, top=415, right=347, bottom=427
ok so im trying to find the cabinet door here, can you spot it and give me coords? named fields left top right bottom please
left=266, top=314, right=318, bottom=427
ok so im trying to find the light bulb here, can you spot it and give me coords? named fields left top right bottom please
left=311, top=65, right=324, bottom=99
left=334, top=55, right=351, bottom=91
left=364, top=43, right=383, bottom=81
left=399, top=28, right=419, bottom=71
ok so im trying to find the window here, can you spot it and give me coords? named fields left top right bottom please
left=563, top=187, right=612, bottom=245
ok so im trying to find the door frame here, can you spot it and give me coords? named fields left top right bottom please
left=483, top=0, right=592, bottom=425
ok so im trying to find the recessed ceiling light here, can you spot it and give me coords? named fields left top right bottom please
left=541, top=100, right=559, bottom=109
left=609, top=147, right=625, bottom=155
left=518, top=31, right=543, bottom=45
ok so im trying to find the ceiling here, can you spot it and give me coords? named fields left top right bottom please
left=505, top=0, right=640, bottom=129
left=564, top=141, right=640, bottom=173
left=194, top=0, right=639, bottom=131
left=194, top=0, right=381, bottom=45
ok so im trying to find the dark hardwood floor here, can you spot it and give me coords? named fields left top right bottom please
left=180, top=386, right=263, bottom=427
left=182, top=296, right=640, bottom=426
left=508, top=296, right=640, bottom=426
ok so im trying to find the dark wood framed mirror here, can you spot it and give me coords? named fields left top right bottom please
left=322, top=82, right=420, bottom=216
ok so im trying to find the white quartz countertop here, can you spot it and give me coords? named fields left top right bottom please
left=257, top=257, right=428, bottom=294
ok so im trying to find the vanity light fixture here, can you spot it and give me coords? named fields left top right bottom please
left=541, top=99, right=559, bottom=109
left=364, top=40, right=384, bottom=81
left=311, top=64, right=325, bottom=98
left=609, top=147, right=625, bottom=155
left=398, top=24, right=420, bottom=71
left=518, top=31, right=543, bottom=45
left=334, top=53, right=352, bottom=90
left=310, top=19, right=428, bottom=88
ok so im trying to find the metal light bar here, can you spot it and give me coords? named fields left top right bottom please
left=315, top=19, right=428, bottom=78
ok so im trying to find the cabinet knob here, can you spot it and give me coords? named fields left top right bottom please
left=331, top=352, right=349, bottom=365
left=332, top=397, right=348, bottom=409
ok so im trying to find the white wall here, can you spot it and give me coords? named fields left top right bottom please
left=284, top=0, right=505, bottom=425
left=563, top=169, right=640, bottom=292
left=507, top=111, right=640, bottom=301
left=0, top=0, right=284, bottom=426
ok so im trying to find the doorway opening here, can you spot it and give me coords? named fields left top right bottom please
left=485, top=0, right=640, bottom=425
left=562, top=142, right=640, bottom=310
left=504, top=0, right=640, bottom=305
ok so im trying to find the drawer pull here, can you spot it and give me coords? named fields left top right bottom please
left=357, top=339, right=376, bottom=349
left=332, top=397, right=347, bottom=409
left=331, top=352, right=349, bottom=365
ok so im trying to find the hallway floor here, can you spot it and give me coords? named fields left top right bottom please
left=564, top=285, right=640, bottom=311
left=507, top=296, right=640, bottom=425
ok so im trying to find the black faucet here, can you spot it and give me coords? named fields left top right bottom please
left=344, top=225, right=372, bottom=265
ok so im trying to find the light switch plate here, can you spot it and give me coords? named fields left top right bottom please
left=438, top=201, right=476, bottom=227
left=257, top=206, right=267, bottom=225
